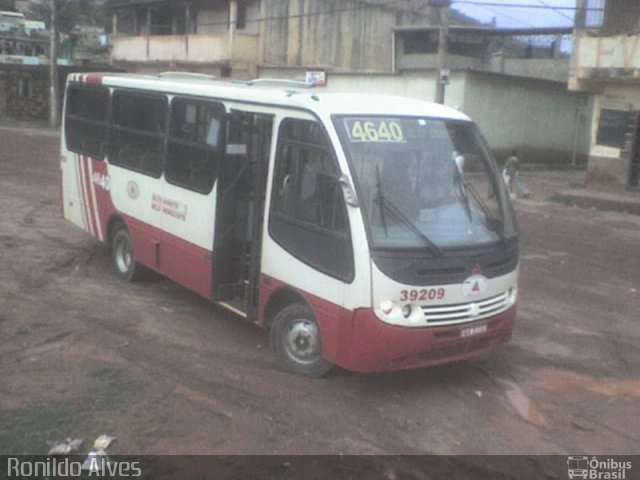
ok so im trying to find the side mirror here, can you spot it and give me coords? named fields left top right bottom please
left=454, top=152, right=465, bottom=174
left=338, top=174, right=359, bottom=207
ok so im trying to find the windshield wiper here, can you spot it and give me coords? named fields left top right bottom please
left=464, top=181, right=508, bottom=246
left=452, top=165, right=473, bottom=222
left=375, top=165, right=388, bottom=237
left=376, top=172, right=442, bottom=257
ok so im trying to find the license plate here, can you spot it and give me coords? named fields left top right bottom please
left=460, top=324, right=487, bottom=338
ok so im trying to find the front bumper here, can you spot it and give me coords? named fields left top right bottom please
left=334, top=306, right=516, bottom=373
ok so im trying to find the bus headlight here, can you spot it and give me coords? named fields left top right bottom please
left=378, top=301, right=419, bottom=323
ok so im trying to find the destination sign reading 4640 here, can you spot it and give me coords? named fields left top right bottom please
left=344, top=119, right=405, bottom=143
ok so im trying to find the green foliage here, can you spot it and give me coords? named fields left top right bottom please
left=0, top=0, right=17, bottom=12
left=0, top=0, right=15, bottom=11
left=0, top=367, right=141, bottom=455
left=28, top=0, right=110, bottom=33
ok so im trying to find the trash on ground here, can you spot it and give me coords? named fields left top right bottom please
left=47, top=438, right=83, bottom=455
left=93, top=434, right=116, bottom=450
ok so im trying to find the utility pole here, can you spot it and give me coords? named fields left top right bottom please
left=49, top=0, right=60, bottom=128
left=434, top=0, right=450, bottom=104
left=570, top=0, right=587, bottom=91
left=574, top=0, right=587, bottom=30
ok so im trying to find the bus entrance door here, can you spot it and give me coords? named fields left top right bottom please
left=213, top=111, right=273, bottom=317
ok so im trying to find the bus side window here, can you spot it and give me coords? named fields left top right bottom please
left=270, top=118, right=354, bottom=282
left=165, top=97, right=224, bottom=194
left=273, top=120, right=346, bottom=233
left=109, top=91, right=167, bottom=178
left=64, top=85, right=109, bottom=159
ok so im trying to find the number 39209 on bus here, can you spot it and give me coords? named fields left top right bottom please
left=60, top=72, right=519, bottom=376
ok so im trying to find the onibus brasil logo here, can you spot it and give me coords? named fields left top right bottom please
left=567, top=456, right=632, bottom=480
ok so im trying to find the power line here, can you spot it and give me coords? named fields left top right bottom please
left=451, top=1, right=603, bottom=12
left=535, top=0, right=574, bottom=22
left=464, top=3, right=534, bottom=28
left=138, top=0, right=416, bottom=29
left=452, top=1, right=535, bottom=28
left=110, top=0, right=609, bottom=33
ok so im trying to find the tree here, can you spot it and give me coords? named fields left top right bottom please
left=0, top=0, right=17, bottom=11
left=29, top=0, right=110, bottom=33
left=27, top=0, right=107, bottom=126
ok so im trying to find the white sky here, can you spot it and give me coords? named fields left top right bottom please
left=451, top=0, right=577, bottom=28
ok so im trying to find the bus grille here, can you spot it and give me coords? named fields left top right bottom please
left=420, top=292, right=510, bottom=326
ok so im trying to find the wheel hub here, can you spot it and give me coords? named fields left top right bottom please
left=115, top=240, right=131, bottom=273
left=285, top=319, right=320, bottom=363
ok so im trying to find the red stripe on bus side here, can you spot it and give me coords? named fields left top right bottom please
left=79, top=155, right=98, bottom=237
left=74, top=154, right=90, bottom=233
left=87, top=160, right=104, bottom=241
left=90, top=159, right=116, bottom=243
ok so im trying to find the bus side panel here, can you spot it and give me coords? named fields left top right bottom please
left=108, top=165, right=163, bottom=271
left=121, top=215, right=163, bottom=273
left=159, top=229, right=213, bottom=300
left=107, top=163, right=215, bottom=299
left=159, top=182, right=218, bottom=300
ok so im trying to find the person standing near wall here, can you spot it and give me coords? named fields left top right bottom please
left=502, top=151, right=529, bottom=199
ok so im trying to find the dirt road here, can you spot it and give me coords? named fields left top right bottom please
left=1, top=126, right=639, bottom=460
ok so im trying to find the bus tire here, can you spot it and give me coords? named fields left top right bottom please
left=270, top=303, right=332, bottom=377
left=111, top=228, right=143, bottom=282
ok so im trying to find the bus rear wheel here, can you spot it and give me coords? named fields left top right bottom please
left=111, top=228, right=144, bottom=282
left=270, top=303, right=332, bottom=377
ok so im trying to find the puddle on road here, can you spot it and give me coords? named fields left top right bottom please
left=533, top=369, right=640, bottom=398
left=496, top=369, right=640, bottom=430
left=520, top=253, right=550, bottom=261
left=26, top=340, right=64, bottom=356
left=521, top=251, right=569, bottom=262
left=498, top=379, right=547, bottom=427
left=23, top=332, right=71, bottom=358
left=563, top=325, right=603, bottom=337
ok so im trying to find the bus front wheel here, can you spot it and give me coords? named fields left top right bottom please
left=111, top=228, right=143, bottom=282
left=270, top=303, right=332, bottom=377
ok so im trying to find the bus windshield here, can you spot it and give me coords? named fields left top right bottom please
left=335, top=116, right=518, bottom=250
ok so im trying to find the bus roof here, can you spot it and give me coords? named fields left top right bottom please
left=68, top=72, right=471, bottom=122
left=0, top=10, right=25, bottom=18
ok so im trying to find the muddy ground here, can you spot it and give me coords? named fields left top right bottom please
left=0, top=126, right=639, bottom=474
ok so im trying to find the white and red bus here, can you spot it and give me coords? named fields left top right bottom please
left=61, top=72, right=519, bottom=376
